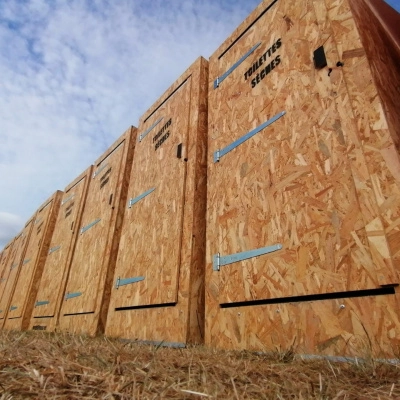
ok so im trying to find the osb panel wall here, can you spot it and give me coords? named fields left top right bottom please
left=3, top=191, right=63, bottom=330
left=0, top=240, right=14, bottom=285
left=0, top=240, right=15, bottom=322
left=205, top=0, right=400, bottom=355
left=350, top=0, right=400, bottom=151
left=106, top=57, right=208, bottom=345
left=30, top=167, right=93, bottom=331
left=338, top=0, right=400, bottom=270
left=209, top=289, right=400, bottom=357
left=58, top=127, right=136, bottom=336
left=313, top=0, right=400, bottom=286
left=0, top=222, right=34, bottom=327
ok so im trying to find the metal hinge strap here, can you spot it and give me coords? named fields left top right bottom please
left=23, top=259, right=31, bottom=265
left=139, top=117, right=164, bottom=142
left=10, top=305, right=17, bottom=311
left=214, top=111, right=285, bottom=162
left=80, top=218, right=101, bottom=234
left=49, top=245, right=61, bottom=255
left=35, top=300, right=50, bottom=307
left=65, top=292, right=82, bottom=300
left=62, top=194, right=75, bottom=205
left=10, top=263, right=17, bottom=270
left=115, top=276, right=145, bottom=289
left=129, top=188, right=156, bottom=208
left=214, top=42, right=262, bottom=89
left=93, top=163, right=109, bottom=178
left=213, top=244, right=282, bottom=271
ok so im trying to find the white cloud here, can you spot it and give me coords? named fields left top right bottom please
left=0, top=212, right=24, bottom=247
left=0, top=0, right=261, bottom=248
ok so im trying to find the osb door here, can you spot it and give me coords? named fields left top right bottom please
left=61, top=143, right=126, bottom=315
left=0, top=241, right=16, bottom=314
left=111, top=79, right=191, bottom=309
left=0, top=242, right=13, bottom=285
left=0, top=227, right=31, bottom=320
left=7, top=202, right=54, bottom=319
left=32, top=177, right=88, bottom=318
left=207, top=0, right=386, bottom=306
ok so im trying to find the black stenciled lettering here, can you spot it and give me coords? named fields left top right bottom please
left=100, top=176, right=109, bottom=189
left=153, top=119, right=172, bottom=143
left=37, top=222, right=43, bottom=234
left=100, top=168, right=111, bottom=182
left=155, top=131, right=170, bottom=151
left=244, top=38, right=283, bottom=87
left=65, top=202, right=75, bottom=212
left=265, top=62, right=272, bottom=75
left=250, top=54, right=281, bottom=88
left=262, top=52, right=267, bottom=63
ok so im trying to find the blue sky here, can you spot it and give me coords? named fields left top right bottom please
left=0, top=0, right=399, bottom=248
left=0, top=0, right=262, bottom=248
left=386, top=0, right=400, bottom=10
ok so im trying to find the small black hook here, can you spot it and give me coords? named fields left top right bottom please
left=336, top=61, right=344, bottom=67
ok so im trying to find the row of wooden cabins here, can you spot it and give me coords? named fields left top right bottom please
left=1, top=0, right=400, bottom=357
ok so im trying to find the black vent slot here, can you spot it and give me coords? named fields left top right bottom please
left=314, top=46, right=327, bottom=69
left=116, top=302, right=176, bottom=312
left=177, top=143, right=183, bottom=159
left=220, top=286, right=396, bottom=308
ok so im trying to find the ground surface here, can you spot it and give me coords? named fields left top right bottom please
left=0, top=331, right=399, bottom=399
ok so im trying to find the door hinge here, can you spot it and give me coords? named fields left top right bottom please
left=35, top=300, right=50, bottom=307
left=214, top=42, right=261, bottom=89
left=128, top=188, right=156, bottom=208
left=65, top=292, right=82, bottom=300
left=213, top=244, right=282, bottom=271
left=62, top=194, right=75, bottom=205
left=80, top=218, right=101, bottom=234
left=93, top=163, right=109, bottom=179
left=139, top=117, right=164, bottom=142
left=49, top=245, right=61, bottom=255
left=115, top=276, right=145, bottom=289
left=214, top=111, right=286, bottom=162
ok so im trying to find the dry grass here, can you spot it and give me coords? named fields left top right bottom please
left=0, top=331, right=400, bottom=399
